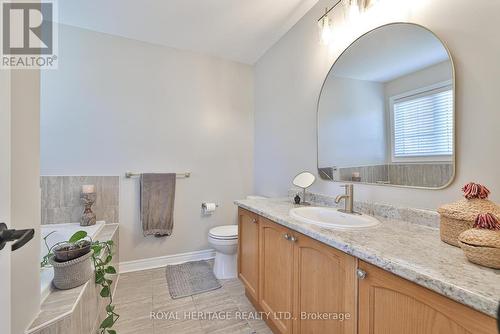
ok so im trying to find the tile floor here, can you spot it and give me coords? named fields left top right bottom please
left=112, top=267, right=273, bottom=334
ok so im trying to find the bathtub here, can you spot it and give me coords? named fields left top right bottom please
left=40, top=221, right=105, bottom=301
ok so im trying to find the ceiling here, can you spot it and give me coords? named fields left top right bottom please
left=332, top=24, right=450, bottom=82
left=56, top=0, right=319, bottom=64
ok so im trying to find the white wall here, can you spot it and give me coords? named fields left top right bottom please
left=384, top=60, right=452, bottom=100
left=255, top=0, right=500, bottom=209
left=41, top=25, right=254, bottom=262
left=11, top=70, right=41, bottom=334
left=319, top=76, right=385, bottom=167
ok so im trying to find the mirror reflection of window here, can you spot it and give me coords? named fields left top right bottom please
left=317, top=23, right=455, bottom=189
left=391, top=82, right=453, bottom=162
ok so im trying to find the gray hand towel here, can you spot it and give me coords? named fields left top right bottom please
left=140, top=173, right=176, bottom=237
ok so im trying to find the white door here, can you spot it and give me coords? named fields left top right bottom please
left=0, top=69, right=11, bottom=333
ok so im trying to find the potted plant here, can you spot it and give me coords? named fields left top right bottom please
left=53, top=233, right=92, bottom=262
left=41, top=231, right=119, bottom=334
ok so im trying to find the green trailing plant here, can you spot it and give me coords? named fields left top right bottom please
left=40, top=231, right=57, bottom=267
left=41, top=230, right=119, bottom=334
left=91, top=237, right=119, bottom=334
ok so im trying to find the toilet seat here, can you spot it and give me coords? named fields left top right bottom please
left=209, top=225, right=238, bottom=240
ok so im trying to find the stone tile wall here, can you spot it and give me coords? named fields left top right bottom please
left=41, top=176, right=119, bottom=224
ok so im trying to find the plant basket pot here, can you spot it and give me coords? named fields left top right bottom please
left=458, top=229, right=500, bottom=269
left=49, top=249, right=93, bottom=290
left=53, top=241, right=91, bottom=262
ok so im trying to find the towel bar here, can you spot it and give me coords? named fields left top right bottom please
left=125, top=171, right=191, bottom=178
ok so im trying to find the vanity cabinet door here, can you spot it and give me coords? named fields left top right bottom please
left=358, top=261, right=497, bottom=334
left=259, top=218, right=295, bottom=334
left=238, top=208, right=260, bottom=302
left=293, top=234, right=357, bottom=334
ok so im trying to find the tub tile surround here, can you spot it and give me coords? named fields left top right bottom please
left=235, top=197, right=500, bottom=318
left=41, top=176, right=119, bottom=225
left=27, top=224, right=119, bottom=334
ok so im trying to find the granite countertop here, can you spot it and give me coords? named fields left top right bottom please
left=235, top=198, right=500, bottom=318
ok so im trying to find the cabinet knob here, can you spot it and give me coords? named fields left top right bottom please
left=356, top=269, right=367, bottom=279
left=251, top=218, right=258, bottom=224
left=290, top=235, right=298, bottom=242
left=283, top=233, right=291, bottom=240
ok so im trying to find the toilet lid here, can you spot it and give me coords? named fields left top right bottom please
left=209, top=225, right=238, bottom=239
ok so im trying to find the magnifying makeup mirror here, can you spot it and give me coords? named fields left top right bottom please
left=292, top=172, right=316, bottom=205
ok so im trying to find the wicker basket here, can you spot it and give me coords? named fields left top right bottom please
left=49, top=249, right=93, bottom=290
left=437, top=199, right=500, bottom=247
left=458, top=229, right=500, bottom=269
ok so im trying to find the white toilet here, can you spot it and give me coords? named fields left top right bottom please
left=208, top=225, right=238, bottom=279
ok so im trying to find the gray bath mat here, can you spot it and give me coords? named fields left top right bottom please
left=165, top=260, right=221, bottom=299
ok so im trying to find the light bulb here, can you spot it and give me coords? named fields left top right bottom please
left=363, top=0, right=380, bottom=11
left=348, top=1, right=360, bottom=20
left=343, top=0, right=361, bottom=20
left=318, top=15, right=333, bottom=46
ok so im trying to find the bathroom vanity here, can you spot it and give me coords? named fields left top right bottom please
left=236, top=199, right=498, bottom=334
left=234, top=22, right=499, bottom=334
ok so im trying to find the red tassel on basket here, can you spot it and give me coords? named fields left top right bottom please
left=473, top=213, right=500, bottom=230
left=462, top=182, right=490, bottom=200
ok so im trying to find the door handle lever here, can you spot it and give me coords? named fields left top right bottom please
left=11, top=229, right=35, bottom=251
left=0, top=223, right=35, bottom=251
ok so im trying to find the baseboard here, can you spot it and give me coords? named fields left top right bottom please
left=119, top=249, right=216, bottom=273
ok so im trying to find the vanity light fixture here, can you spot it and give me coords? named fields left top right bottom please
left=344, top=0, right=361, bottom=20
left=318, top=0, right=380, bottom=45
left=318, top=8, right=333, bottom=45
left=317, top=0, right=341, bottom=46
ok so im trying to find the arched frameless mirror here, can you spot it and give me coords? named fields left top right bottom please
left=317, top=23, right=455, bottom=189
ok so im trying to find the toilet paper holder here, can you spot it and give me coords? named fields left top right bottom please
left=201, top=202, right=219, bottom=214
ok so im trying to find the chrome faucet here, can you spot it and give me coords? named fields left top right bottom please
left=335, top=184, right=357, bottom=214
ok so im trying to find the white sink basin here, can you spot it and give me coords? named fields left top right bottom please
left=289, top=206, right=381, bottom=230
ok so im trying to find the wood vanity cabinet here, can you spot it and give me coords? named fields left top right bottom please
left=358, top=261, right=498, bottom=334
left=238, top=209, right=498, bottom=334
left=238, top=208, right=260, bottom=302
left=292, top=229, right=357, bottom=334
left=238, top=208, right=357, bottom=334
left=259, top=218, right=295, bottom=334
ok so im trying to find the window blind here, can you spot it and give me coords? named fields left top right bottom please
left=393, top=87, right=453, bottom=158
